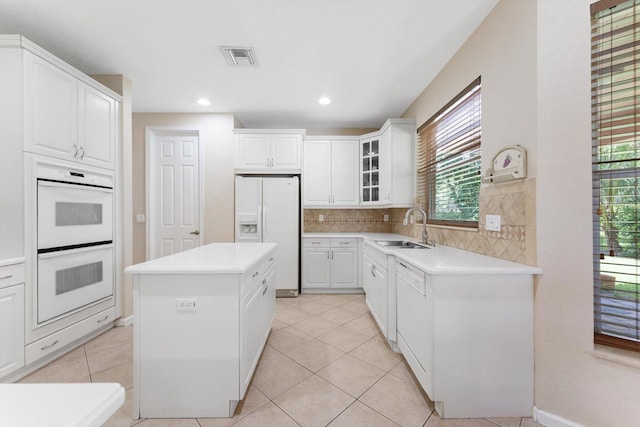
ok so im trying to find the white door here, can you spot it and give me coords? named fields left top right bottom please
left=149, top=131, right=201, bottom=259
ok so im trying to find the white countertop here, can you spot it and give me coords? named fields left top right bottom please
left=125, top=242, right=277, bottom=275
left=304, top=232, right=542, bottom=275
left=0, top=383, right=125, bottom=427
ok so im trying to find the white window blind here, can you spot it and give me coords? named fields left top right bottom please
left=416, top=77, right=481, bottom=227
left=592, top=0, right=640, bottom=352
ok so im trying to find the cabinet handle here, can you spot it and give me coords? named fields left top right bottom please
left=327, top=251, right=330, bottom=260
left=0, top=274, right=13, bottom=280
left=331, top=250, right=334, bottom=260
left=252, top=271, right=259, bottom=278
left=311, top=241, right=321, bottom=245
left=339, top=242, right=348, bottom=245
left=269, top=257, right=274, bottom=262
left=263, top=279, right=268, bottom=295
left=41, top=340, right=59, bottom=351
left=79, top=145, right=85, bottom=160
left=371, top=265, right=376, bottom=278
left=73, top=143, right=79, bottom=158
left=96, top=315, right=110, bottom=324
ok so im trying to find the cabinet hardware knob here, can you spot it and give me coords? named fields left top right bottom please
left=190, top=230, right=200, bottom=235
left=0, top=274, right=13, bottom=280
left=269, top=257, right=274, bottom=262
left=41, top=340, right=59, bottom=351
left=252, top=271, right=259, bottom=278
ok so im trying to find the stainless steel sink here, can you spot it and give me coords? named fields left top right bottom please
left=375, top=240, right=430, bottom=249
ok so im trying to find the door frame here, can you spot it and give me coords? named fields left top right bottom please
left=145, top=126, right=205, bottom=260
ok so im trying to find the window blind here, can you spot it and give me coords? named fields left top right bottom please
left=416, top=77, right=481, bottom=226
left=592, top=0, right=640, bottom=351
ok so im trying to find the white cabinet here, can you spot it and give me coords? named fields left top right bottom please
left=360, top=119, right=415, bottom=207
left=241, top=259, right=275, bottom=396
left=0, top=263, right=25, bottom=380
left=302, top=238, right=359, bottom=290
left=303, top=138, right=359, bottom=207
left=234, top=130, right=304, bottom=173
left=22, top=50, right=118, bottom=169
left=363, top=243, right=388, bottom=337
left=394, top=258, right=534, bottom=419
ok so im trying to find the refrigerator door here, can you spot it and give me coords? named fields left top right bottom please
left=262, top=177, right=300, bottom=292
left=235, top=176, right=262, bottom=242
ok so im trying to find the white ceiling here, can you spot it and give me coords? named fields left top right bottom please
left=0, top=0, right=498, bottom=129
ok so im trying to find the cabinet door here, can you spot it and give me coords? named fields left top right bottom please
left=236, top=134, right=270, bottom=169
left=303, top=140, right=331, bottom=205
left=261, top=267, right=276, bottom=339
left=0, top=283, right=25, bottom=379
left=240, top=284, right=263, bottom=397
left=23, top=51, right=78, bottom=161
left=331, top=140, right=359, bottom=206
left=360, top=137, right=381, bottom=205
left=302, top=248, right=331, bottom=288
left=271, top=135, right=301, bottom=170
left=363, top=256, right=387, bottom=336
left=331, top=248, right=357, bottom=288
left=78, top=82, right=117, bottom=169
left=378, top=130, right=392, bottom=204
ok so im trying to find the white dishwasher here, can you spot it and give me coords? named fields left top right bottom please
left=395, top=259, right=434, bottom=397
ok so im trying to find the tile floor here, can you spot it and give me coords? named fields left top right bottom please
left=19, top=294, right=544, bottom=427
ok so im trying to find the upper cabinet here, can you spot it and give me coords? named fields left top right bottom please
left=22, top=49, right=119, bottom=169
left=303, top=137, right=359, bottom=207
left=234, top=130, right=304, bottom=173
left=360, top=119, right=415, bottom=207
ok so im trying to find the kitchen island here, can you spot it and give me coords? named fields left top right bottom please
left=125, top=242, right=277, bottom=419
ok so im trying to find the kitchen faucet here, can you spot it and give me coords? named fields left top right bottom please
left=402, top=208, right=435, bottom=247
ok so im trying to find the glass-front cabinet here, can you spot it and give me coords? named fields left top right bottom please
left=361, top=138, right=381, bottom=203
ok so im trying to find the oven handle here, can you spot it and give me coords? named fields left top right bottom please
left=37, top=179, right=113, bottom=193
left=37, top=243, right=114, bottom=259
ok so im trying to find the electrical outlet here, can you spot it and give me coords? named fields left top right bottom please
left=319, top=214, right=324, bottom=222
left=486, top=215, right=501, bottom=231
left=176, top=299, right=196, bottom=312
left=136, top=214, right=145, bottom=223
left=383, top=214, right=389, bottom=222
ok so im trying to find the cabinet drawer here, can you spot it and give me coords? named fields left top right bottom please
left=0, top=263, right=25, bottom=289
left=26, top=307, right=115, bottom=365
left=241, top=254, right=276, bottom=297
left=303, top=238, right=331, bottom=248
left=330, top=238, right=358, bottom=248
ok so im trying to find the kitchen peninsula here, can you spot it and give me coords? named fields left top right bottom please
left=125, top=242, right=277, bottom=419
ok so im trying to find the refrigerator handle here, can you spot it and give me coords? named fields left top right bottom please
left=257, top=205, right=264, bottom=242
left=262, top=205, right=267, bottom=240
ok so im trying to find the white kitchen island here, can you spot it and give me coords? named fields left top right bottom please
left=125, top=242, right=277, bottom=419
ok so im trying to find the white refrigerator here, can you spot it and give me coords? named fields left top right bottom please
left=235, top=176, right=300, bottom=295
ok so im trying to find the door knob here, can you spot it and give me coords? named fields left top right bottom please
left=190, top=230, right=200, bottom=235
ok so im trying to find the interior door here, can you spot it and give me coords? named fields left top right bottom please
left=151, top=132, right=200, bottom=258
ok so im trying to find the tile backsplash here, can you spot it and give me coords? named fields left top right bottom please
left=303, top=178, right=536, bottom=266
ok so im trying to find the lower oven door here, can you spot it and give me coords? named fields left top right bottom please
left=37, top=244, right=114, bottom=324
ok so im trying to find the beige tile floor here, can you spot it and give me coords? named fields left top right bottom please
left=19, top=294, right=544, bottom=427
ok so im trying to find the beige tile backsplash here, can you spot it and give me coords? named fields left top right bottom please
left=303, top=178, right=536, bottom=266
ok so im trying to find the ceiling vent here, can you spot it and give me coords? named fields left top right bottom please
left=220, top=46, right=258, bottom=66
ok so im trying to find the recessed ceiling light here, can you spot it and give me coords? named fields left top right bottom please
left=197, top=98, right=211, bottom=106
left=319, top=97, right=331, bottom=105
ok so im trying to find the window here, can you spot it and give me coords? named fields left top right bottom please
left=591, top=0, right=640, bottom=352
left=416, top=77, right=481, bottom=227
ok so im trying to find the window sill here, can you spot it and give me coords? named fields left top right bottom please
left=593, top=344, right=640, bottom=368
left=425, top=223, right=479, bottom=232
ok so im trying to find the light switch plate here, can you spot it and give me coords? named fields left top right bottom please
left=486, top=215, right=501, bottom=231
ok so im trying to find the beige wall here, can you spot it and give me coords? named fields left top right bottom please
left=535, top=0, right=640, bottom=425
left=131, top=113, right=236, bottom=266
left=398, top=0, right=640, bottom=425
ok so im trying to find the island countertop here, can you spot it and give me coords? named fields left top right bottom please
left=125, top=242, right=277, bottom=275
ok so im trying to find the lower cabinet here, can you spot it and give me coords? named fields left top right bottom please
left=240, top=262, right=275, bottom=396
left=394, top=258, right=534, bottom=419
left=302, top=238, right=359, bottom=290
left=362, top=245, right=388, bottom=338
left=0, top=271, right=25, bottom=380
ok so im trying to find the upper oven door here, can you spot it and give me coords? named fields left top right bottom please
left=37, top=180, right=113, bottom=250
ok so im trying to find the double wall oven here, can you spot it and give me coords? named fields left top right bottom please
left=35, top=161, right=114, bottom=325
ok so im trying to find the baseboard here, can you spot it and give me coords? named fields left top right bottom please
left=534, top=406, right=585, bottom=427
left=115, top=315, right=133, bottom=327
